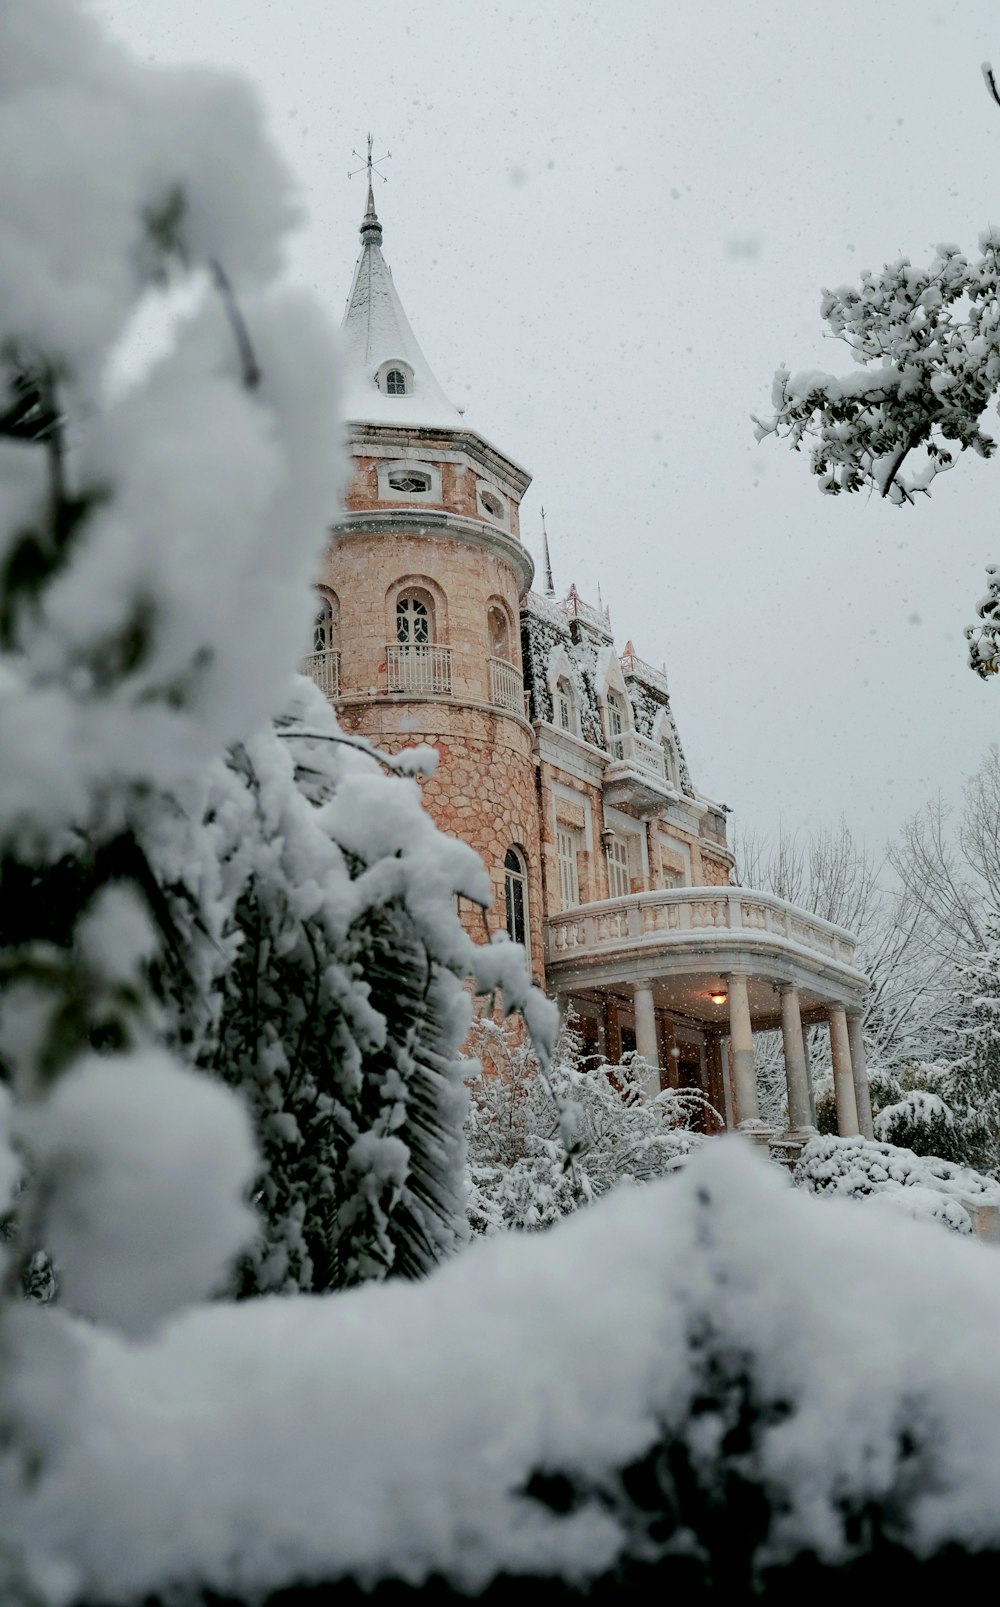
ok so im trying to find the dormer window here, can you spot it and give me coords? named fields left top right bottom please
left=556, top=677, right=576, bottom=734
left=388, top=471, right=431, bottom=494
left=606, top=691, right=628, bottom=760
left=375, top=359, right=415, bottom=395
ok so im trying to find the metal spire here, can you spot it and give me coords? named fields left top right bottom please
left=350, top=133, right=390, bottom=241
left=540, top=506, right=555, bottom=597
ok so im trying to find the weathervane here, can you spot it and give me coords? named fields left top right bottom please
left=349, top=133, right=391, bottom=187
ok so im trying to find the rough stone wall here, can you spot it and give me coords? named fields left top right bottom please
left=338, top=699, right=545, bottom=985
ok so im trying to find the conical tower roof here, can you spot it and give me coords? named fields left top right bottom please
left=341, top=186, right=463, bottom=429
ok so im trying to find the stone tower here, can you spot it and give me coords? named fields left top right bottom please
left=319, top=179, right=544, bottom=972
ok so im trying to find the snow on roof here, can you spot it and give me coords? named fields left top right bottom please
left=340, top=188, right=465, bottom=430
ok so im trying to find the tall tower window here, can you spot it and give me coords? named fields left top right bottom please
left=504, top=848, right=529, bottom=954
left=396, top=594, right=432, bottom=644
left=313, top=595, right=337, bottom=653
left=386, top=369, right=407, bottom=395
left=488, top=605, right=511, bottom=662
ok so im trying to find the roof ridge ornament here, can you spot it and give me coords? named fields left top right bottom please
left=349, top=132, right=390, bottom=242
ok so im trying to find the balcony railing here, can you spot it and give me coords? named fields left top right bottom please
left=302, top=648, right=340, bottom=698
left=386, top=642, right=453, bottom=695
left=546, top=886, right=861, bottom=973
left=627, top=733, right=670, bottom=784
left=620, top=646, right=669, bottom=695
left=489, top=656, right=523, bottom=714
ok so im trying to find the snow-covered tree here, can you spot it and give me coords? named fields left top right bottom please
left=754, top=232, right=1000, bottom=509
left=149, top=690, right=537, bottom=1293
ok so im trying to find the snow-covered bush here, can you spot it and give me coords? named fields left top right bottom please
left=792, top=1132, right=1000, bottom=1236
left=465, top=1019, right=709, bottom=1234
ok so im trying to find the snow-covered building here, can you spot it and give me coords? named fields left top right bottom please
left=310, top=175, right=872, bottom=1144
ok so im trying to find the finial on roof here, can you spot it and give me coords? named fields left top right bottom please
left=350, top=133, right=390, bottom=242
left=540, top=506, right=555, bottom=597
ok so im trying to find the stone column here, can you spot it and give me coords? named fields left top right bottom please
left=633, top=982, right=661, bottom=1098
left=828, top=1006, right=860, bottom=1136
left=846, top=1011, right=874, bottom=1140
left=778, top=984, right=813, bottom=1133
left=801, top=1030, right=817, bottom=1126
left=726, top=972, right=759, bottom=1125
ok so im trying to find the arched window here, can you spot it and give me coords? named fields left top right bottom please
left=396, top=593, right=432, bottom=645
left=555, top=676, right=576, bottom=734
left=307, top=593, right=340, bottom=696
left=313, top=597, right=336, bottom=653
left=504, top=848, right=529, bottom=953
left=488, top=604, right=511, bottom=662
left=386, top=369, right=407, bottom=395
left=606, top=691, right=628, bottom=760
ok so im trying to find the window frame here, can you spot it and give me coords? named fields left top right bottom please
left=396, top=592, right=433, bottom=646
left=503, top=847, right=530, bottom=958
left=556, top=827, right=582, bottom=911
left=606, top=834, right=630, bottom=899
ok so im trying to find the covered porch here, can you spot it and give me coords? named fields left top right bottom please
left=544, top=887, right=873, bottom=1145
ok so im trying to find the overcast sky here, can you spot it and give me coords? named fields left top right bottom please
left=95, top=0, right=1000, bottom=848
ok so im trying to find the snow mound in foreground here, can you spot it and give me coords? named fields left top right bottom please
left=11, top=1137, right=1000, bottom=1602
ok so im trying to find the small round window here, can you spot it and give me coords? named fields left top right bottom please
left=480, top=490, right=505, bottom=520
left=388, top=471, right=431, bottom=494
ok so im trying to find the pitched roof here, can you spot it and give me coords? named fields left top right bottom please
left=340, top=184, right=464, bottom=429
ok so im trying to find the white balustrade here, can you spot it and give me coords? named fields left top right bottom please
left=628, top=733, right=668, bottom=782
left=489, top=656, right=523, bottom=713
left=545, top=886, right=859, bottom=972
left=302, top=649, right=340, bottom=697
left=386, top=643, right=453, bottom=695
